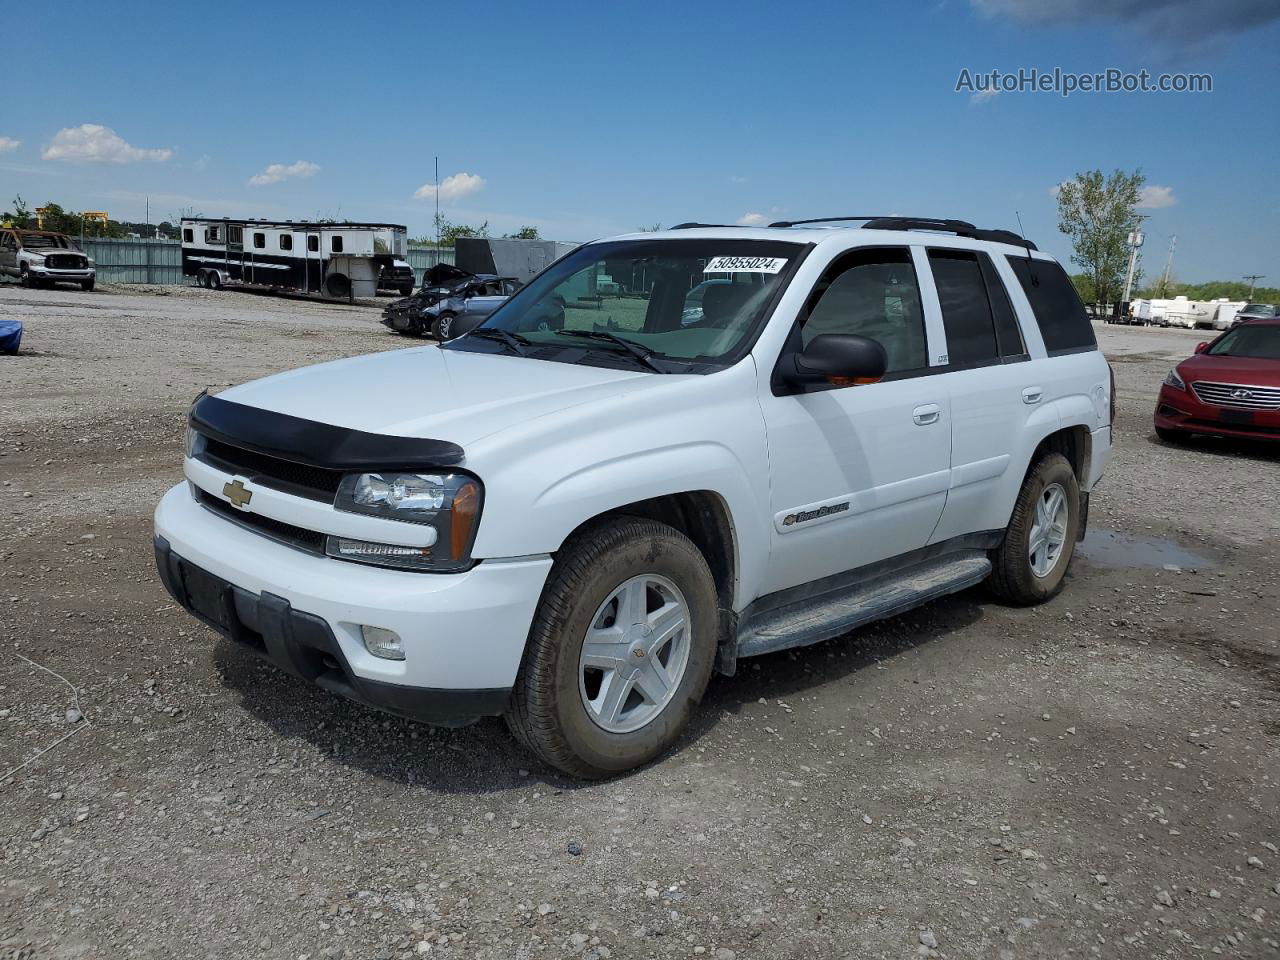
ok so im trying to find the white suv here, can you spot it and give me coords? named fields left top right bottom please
left=154, top=217, right=1113, bottom=778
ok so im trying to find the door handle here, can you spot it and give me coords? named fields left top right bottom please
left=912, top=403, right=941, bottom=426
left=1022, top=387, right=1043, bottom=404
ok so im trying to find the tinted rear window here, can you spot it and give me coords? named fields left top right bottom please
left=1005, top=256, right=1096, bottom=354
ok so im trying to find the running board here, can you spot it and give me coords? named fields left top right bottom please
left=735, top=551, right=992, bottom=658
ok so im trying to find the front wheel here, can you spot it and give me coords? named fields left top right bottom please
left=989, top=453, right=1081, bottom=606
left=431, top=311, right=457, bottom=340
left=81, top=278, right=95, bottom=292
left=506, top=517, right=719, bottom=779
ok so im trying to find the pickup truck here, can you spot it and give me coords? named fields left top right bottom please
left=155, top=217, right=1113, bottom=778
left=0, top=228, right=96, bottom=290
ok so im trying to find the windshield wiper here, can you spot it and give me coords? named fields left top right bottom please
left=553, top=329, right=671, bottom=373
left=466, top=327, right=532, bottom=356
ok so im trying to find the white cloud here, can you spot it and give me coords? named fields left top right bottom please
left=414, top=172, right=486, bottom=202
left=737, top=212, right=769, bottom=226
left=1137, top=184, right=1177, bottom=208
left=0, top=137, right=20, bottom=153
left=43, top=124, right=172, bottom=164
left=970, top=88, right=1000, bottom=105
left=249, top=160, right=320, bottom=186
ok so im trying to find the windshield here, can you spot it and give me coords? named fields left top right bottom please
left=1241, top=303, right=1276, bottom=315
left=1207, top=325, right=1280, bottom=360
left=452, top=238, right=801, bottom=366
left=22, top=234, right=72, bottom=250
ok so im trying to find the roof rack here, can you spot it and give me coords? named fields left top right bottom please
left=765, top=215, right=1037, bottom=250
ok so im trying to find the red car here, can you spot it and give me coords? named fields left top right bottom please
left=1155, top=318, right=1280, bottom=443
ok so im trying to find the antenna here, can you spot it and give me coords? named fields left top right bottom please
left=1014, top=211, right=1037, bottom=283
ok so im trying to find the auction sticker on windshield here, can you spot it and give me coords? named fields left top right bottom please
left=704, top=256, right=788, bottom=274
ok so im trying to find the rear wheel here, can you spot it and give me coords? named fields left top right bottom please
left=989, top=453, right=1080, bottom=606
left=506, top=517, right=719, bottom=779
left=208, top=271, right=222, bottom=290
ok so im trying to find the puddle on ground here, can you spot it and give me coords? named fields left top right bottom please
left=1076, top=528, right=1215, bottom=570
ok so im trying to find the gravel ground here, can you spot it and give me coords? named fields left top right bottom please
left=1, top=285, right=1277, bottom=960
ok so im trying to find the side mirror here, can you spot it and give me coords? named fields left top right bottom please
left=785, top=334, right=888, bottom=387
left=1194, top=341, right=1209, bottom=354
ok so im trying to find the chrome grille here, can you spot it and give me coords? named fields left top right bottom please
left=1190, top=381, right=1280, bottom=410
left=46, top=254, right=86, bottom=270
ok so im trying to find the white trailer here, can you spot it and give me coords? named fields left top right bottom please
left=180, top=218, right=407, bottom=299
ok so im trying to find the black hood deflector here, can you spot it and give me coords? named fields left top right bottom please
left=190, top=393, right=465, bottom=470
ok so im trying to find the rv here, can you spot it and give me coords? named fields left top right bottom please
left=180, top=218, right=408, bottom=299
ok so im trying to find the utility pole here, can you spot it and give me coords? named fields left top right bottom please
left=1121, top=215, right=1148, bottom=305
left=434, top=155, right=440, bottom=259
left=1243, top=274, right=1265, bottom=300
left=1159, top=234, right=1176, bottom=298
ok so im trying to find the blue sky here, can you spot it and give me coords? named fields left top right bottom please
left=3, top=0, right=1277, bottom=282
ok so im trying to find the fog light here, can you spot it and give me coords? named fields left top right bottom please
left=361, top=625, right=405, bottom=661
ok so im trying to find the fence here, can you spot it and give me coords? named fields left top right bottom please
left=82, top=237, right=183, bottom=285
left=74, top=238, right=455, bottom=287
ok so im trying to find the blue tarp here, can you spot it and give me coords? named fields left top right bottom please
left=0, top=319, right=23, bottom=353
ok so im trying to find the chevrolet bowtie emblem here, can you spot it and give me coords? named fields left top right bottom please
left=222, top=478, right=253, bottom=509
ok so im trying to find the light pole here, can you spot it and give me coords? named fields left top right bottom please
left=1121, top=217, right=1147, bottom=305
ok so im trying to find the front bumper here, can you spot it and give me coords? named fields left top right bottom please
left=154, top=482, right=552, bottom=724
left=1155, top=384, right=1280, bottom=441
left=30, top=266, right=94, bottom=281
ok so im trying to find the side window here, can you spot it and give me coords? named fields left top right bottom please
left=182, top=228, right=194, bottom=243
left=928, top=250, right=999, bottom=367
left=227, top=225, right=243, bottom=245
left=1005, top=256, right=1097, bottom=354
left=205, top=226, right=222, bottom=243
left=307, top=235, right=319, bottom=253
left=800, top=247, right=927, bottom=374
left=279, top=234, right=293, bottom=251
left=981, top=255, right=1027, bottom=359
left=330, top=235, right=344, bottom=253
left=252, top=232, right=266, bottom=249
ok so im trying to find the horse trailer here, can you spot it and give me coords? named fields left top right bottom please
left=180, top=218, right=408, bottom=299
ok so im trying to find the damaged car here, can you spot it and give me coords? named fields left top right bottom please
left=381, top=264, right=521, bottom=340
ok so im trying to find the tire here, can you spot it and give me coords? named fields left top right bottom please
left=399, top=285, right=414, bottom=297
left=81, top=278, right=95, bottom=292
left=1155, top=426, right=1188, bottom=444
left=324, top=273, right=350, bottom=298
left=20, top=269, right=33, bottom=288
left=505, top=517, right=719, bottom=779
left=209, top=271, right=222, bottom=290
left=431, top=311, right=457, bottom=341
left=989, top=453, right=1081, bottom=606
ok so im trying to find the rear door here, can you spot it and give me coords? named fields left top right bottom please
left=924, top=247, right=1039, bottom=543
left=0, top=232, right=15, bottom=273
left=757, top=245, right=952, bottom=594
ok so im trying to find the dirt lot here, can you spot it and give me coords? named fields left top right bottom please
left=2, top=285, right=1277, bottom=960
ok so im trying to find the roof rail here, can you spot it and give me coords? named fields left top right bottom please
left=670, top=222, right=735, bottom=229
left=766, top=215, right=1037, bottom=250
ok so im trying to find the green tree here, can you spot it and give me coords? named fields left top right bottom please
left=504, top=226, right=540, bottom=240
left=1055, top=168, right=1145, bottom=306
left=423, top=213, right=490, bottom=247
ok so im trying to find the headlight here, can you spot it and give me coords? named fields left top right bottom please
left=185, top=427, right=203, bottom=458
left=332, top=472, right=482, bottom=572
left=1163, top=367, right=1186, bottom=391
left=26, top=254, right=45, bottom=264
